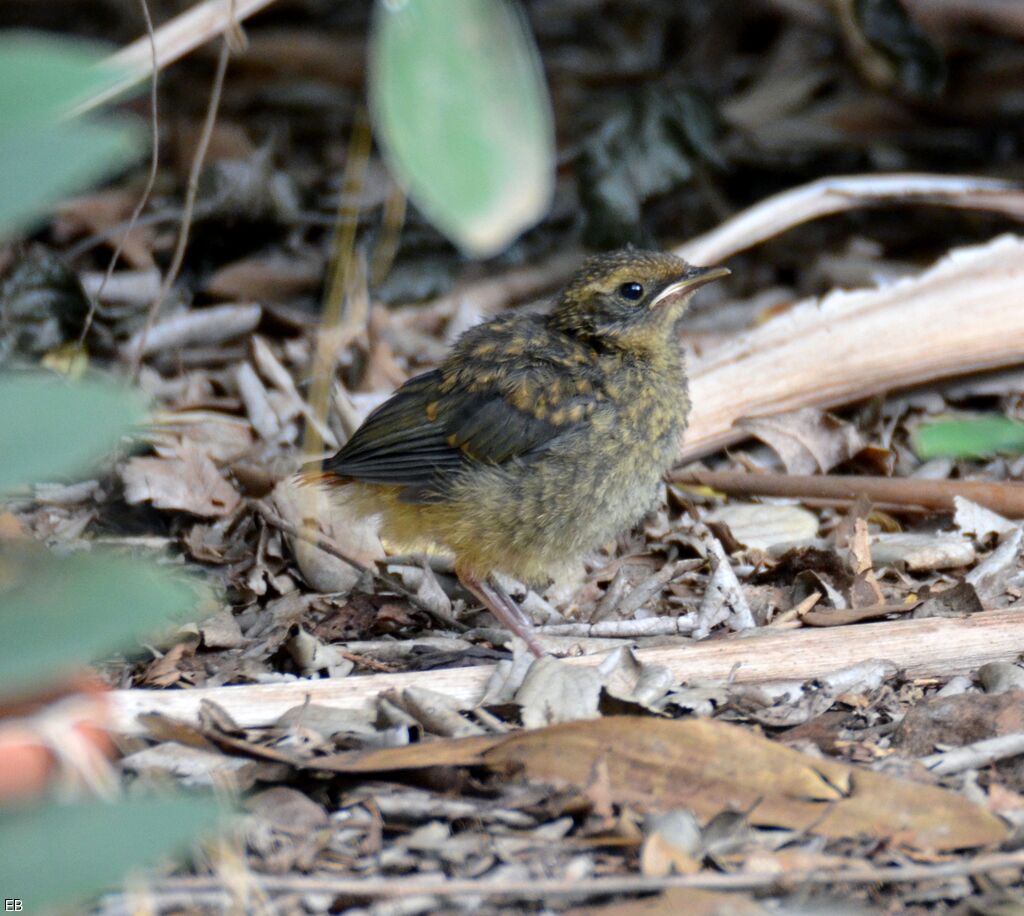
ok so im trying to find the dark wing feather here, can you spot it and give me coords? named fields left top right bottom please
left=321, top=370, right=463, bottom=486
left=320, top=355, right=595, bottom=503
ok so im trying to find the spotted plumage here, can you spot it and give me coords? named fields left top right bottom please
left=310, top=250, right=729, bottom=654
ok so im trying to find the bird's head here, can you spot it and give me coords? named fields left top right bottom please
left=549, top=249, right=729, bottom=350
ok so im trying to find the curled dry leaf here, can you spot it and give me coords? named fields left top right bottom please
left=955, top=496, right=1019, bottom=543
left=978, top=662, right=1024, bottom=696
left=967, top=527, right=1024, bottom=602
left=598, top=647, right=674, bottom=710
left=640, top=810, right=703, bottom=877
left=198, top=610, right=244, bottom=650
left=122, top=441, right=240, bottom=518
left=395, top=687, right=487, bottom=738
left=740, top=407, right=864, bottom=475
left=148, top=410, right=254, bottom=465
left=120, top=303, right=262, bottom=359
left=286, top=628, right=354, bottom=678
left=271, top=478, right=385, bottom=597
left=516, top=657, right=602, bottom=728
left=848, top=518, right=884, bottom=609
left=121, top=741, right=263, bottom=791
left=695, top=537, right=756, bottom=637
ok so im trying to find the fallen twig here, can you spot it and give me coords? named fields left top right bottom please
left=921, top=732, right=1024, bottom=776
left=111, top=607, right=1024, bottom=732
left=124, top=848, right=1024, bottom=900
left=671, top=469, right=1024, bottom=518
left=536, top=616, right=696, bottom=638
left=119, top=303, right=262, bottom=358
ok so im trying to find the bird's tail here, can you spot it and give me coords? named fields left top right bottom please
left=294, top=464, right=350, bottom=488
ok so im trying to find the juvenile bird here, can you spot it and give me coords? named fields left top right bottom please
left=311, top=250, right=729, bottom=655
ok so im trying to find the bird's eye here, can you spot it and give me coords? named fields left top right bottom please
left=618, top=281, right=644, bottom=301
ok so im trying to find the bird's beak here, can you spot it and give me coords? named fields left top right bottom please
left=650, top=264, right=731, bottom=308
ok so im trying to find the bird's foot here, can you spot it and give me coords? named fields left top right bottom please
left=456, top=566, right=545, bottom=658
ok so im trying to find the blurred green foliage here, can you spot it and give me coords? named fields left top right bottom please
left=0, top=375, right=144, bottom=493
left=369, top=0, right=554, bottom=256
left=0, top=373, right=221, bottom=909
left=0, top=32, right=140, bottom=236
left=913, top=416, right=1024, bottom=460
left=0, top=551, right=199, bottom=696
left=0, top=797, right=222, bottom=911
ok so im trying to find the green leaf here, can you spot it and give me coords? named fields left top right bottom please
left=0, top=552, right=198, bottom=695
left=0, top=118, right=139, bottom=236
left=912, top=416, right=1024, bottom=460
left=369, top=0, right=554, bottom=256
left=0, top=795, right=223, bottom=911
left=0, top=32, right=126, bottom=133
left=0, top=375, right=146, bottom=493
left=0, top=32, right=141, bottom=236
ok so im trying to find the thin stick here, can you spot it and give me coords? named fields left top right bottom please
left=79, top=0, right=161, bottom=345
left=128, top=17, right=233, bottom=377
left=671, top=469, right=1024, bottom=518
left=133, top=849, right=1024, bottom=900
left=253, top=501, right=466, bottom=631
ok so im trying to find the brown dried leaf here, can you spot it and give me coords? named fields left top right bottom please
left=894, top=691, right=1024, bottom=755
left=123, top=441, right=241, bottom=518
left=485, top=718, right=1005, bottom=851
left=54, top=190, right=156, bottom=268
left=205, top=254, right=322, bottom=303
left=308, top=717, right=1005, bottom=850
left=566, top=887, right=767, bottom=916
left=740, top=407, right=864, bottom=475
left=848, top=518, right=884, bottom=608
left=140, top=640, right=194, bottom=688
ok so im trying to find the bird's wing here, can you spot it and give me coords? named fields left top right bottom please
left=321, top=361, right=597, bottom=502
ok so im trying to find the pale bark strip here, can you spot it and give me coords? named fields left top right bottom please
left=678, top=234, right=1024, bottom=462
left=75, top=0, right=278, bottom=116
left=110, top=607, right=1024, bottom=733
left=675, top=173, right=1024, bottom=266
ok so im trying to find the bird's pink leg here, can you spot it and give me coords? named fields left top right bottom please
left=456, top=565, right=545, bottom=658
